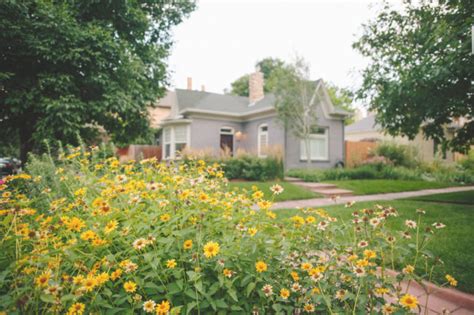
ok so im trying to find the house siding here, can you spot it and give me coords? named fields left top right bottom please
left=188, top=117, right=244, bottom=155
left=241, top=115, right=285, bottom=155
left=285, top=106, right=345, bottom=170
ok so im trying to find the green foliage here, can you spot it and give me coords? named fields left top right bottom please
left=374, top=142, right=419, bottom=168
left=227, top=181, right=320, bottom=202
left=459, top=150, right=474, bottom=171
left=220, top=155, right=284, bottom=181
left=325, top=83, right=355, bottom=125
left=353, top=1, right=473, bottom=153
left=0, top=0, right=195, bottom=162
left=0, top=148, right=460, bottom=312
left=230, top=57, right=285, bottom=96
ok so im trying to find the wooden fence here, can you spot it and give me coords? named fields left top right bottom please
left=345, top=141, right=378, bottom=168
left=117, top=145, right=162, bottom=162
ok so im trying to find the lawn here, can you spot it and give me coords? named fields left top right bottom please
left=227, top=181, right=321, bottom=202
left=276, top=198, right=474, bottom=293
left=325, top=179, right=456, bottom=195
left=407, top=190, right=474, bottom=205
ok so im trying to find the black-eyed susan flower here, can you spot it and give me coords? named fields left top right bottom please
left=35, top=271, right=51, bottom=288
left=166, top=259, right=177, bottom=269
left=280, top=288, right=290, bottom=299
left=183, top=239, right=193, bottom=250
left=255, top=261, right=268, bottom=273
left=399, top=294, right=418, bottom=309
left=202, top=241, right=219, bottom=258
left=402, top=265, right=415, bottom=274
left=123, top=281, right=137, bottom=293
left=67, top=302, right=85, bottom=315
left=445, top=274, right=457, bottom=286
left=155, top=300, right=170, bottom=315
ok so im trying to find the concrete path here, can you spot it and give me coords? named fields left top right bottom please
left=273, top=186, right=474, bottom=210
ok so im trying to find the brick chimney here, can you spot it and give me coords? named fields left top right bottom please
left=187, top=77, right=192, bottom=90
left=249, top=66, right=264, bottom=104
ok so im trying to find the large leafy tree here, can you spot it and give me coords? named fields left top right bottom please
left=0, top=0, right=195, bottom=163
left=353, top=0, right=473, bottom=153
left=326, top=83, right=355, bottom=125
left=229, top=57, right=285, bottom=96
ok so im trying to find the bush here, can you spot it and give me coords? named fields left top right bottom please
left=212, top=155, right=284, bottom=181
left=373, top=142, right=419, bottom=168
left=287, top=164, right=420, bottom=182
left=0, top=148, right=458, bottom=313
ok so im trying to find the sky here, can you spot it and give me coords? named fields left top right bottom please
left=167, top=0, right=389, bottom=109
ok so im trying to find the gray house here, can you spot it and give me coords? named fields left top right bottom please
left=159, top=69, right=349, bottom=169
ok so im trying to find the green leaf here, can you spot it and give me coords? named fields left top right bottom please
left=40, top=294, right=55, bottom=303
left=246, top=282, right=256, bottom=297
left=227, top=288, right=238, bottom=302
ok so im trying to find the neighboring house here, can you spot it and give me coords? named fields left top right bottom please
left=345, top=114, right=462, bottom=162
left=158, top=69, right=350, bottom=169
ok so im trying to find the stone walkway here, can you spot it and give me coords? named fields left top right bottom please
left=384, top=269, right=474, bottom=314
left=273, top=185, right=474, bottom=210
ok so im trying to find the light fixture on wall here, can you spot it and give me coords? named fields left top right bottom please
left=235, top=131, right=243, bottom=141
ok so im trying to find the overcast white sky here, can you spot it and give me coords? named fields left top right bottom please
left=167, top=0, right=391, bottom=108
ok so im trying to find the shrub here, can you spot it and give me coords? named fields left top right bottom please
left=374, top=142, right=419, bottom=168
left=205, top=155, right=283, bottom=181
left=0, top=148, right=458, bottom=313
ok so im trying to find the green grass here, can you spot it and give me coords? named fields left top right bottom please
left=406, top=190, right=474, bottom=205
left=228, top=181, right=321, bottom=202
left=325, top=179, right=456, bottom=195
left=276, top=199, right=474, bottom=293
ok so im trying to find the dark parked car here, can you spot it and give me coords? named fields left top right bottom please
left=0, top=158, right=21, bottom=176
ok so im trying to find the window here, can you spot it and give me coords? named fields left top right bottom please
left=220, top=127, right=234, bottom=156
left=162, top=125, right=189, bottom=160
left=300, top=127, right=328, bottom=161
left=258, top=124, right=268, bottom=158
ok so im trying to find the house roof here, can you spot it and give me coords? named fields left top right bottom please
left=155, top=91, right=177, bottom=108
left=174, top=89, right=275, bottom=114
left=345, top=114, right=380, bottom=133
left=160, top=79, right=350, bottom=123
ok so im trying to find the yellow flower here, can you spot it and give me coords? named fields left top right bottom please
left=111, top=269, right=123, bottom=281
left=35, top=271, right=51, bottom=287
left=66, top=217, right=86, bottom=232
left=183, top=239, right=193, bottom=250
left=67, top=302, right=85, bottom=315
left=303, top=303, right=315, bottom=312
left=72, top=275, right=84, bottom=285
left=223, top=268, right=233, bottom=278
left=363, top=249, right=377, bottom=260
left=252, top=190, right=264, bottom=199
left=280, top=288, right=290, bottom=299
left=124, top=281, right=137, bottom=293
left=80, top=230, right=97, bottom=241
left=166, top=259, right=177, bottom=269
left=290, top=271, right=299, bottom=282
left=82, top=276, right=98, bottom=292
left=305, top=216, right=316, bottom=224
left=255, top=261, right=268, bottom=273
left=155, top=300, right=170, bottom=315
left=301, top=262, right=313, bottom=271
left=257, top=200, right=272, bottom=210
left=402, top=265, right=415, bottom=274
left=445, top=274, right=457, bottom=286
left=104, top=220, right=118, bottom=234
left=248, top=227, right=258, bottom=236
left=399, top=294, right=418, bottom=309
left=160, top=213, right=170, bottom=222
left=203, top=241, right=220, bottom=258
left=266, top=211, right=276, bottom=219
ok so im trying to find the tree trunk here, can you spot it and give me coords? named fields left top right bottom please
left=19, top=121, right=34, bottom=167
left=304, top=138, right=311, bottom=167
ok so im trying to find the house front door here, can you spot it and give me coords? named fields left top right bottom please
left=220, top=134, right=234, bottom=156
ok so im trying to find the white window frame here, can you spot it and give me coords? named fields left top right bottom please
left=258, top=124, right=269, bottom=158
left=161, top=125, right=190, bottom=160
left=300, top=128, right=329, bottom=161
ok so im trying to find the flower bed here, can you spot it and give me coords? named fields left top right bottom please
left=0, top=148, right=457, bottom=314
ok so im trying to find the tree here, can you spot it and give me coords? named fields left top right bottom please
left=0, top=0, right=195, bottom=163
left=272, top=56, right=321, bottom=166
left=326, top=83, right=355, bottom=125
left=230, top=57, right=285, bottom=96
left=353, top=0, right=473, bottom=153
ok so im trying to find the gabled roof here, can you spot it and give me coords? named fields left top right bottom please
left=175, top=89, right=275, bottom=114
left=161, top=79, right=350, bottom=122
left=345, top=114, right=380, bottom=133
